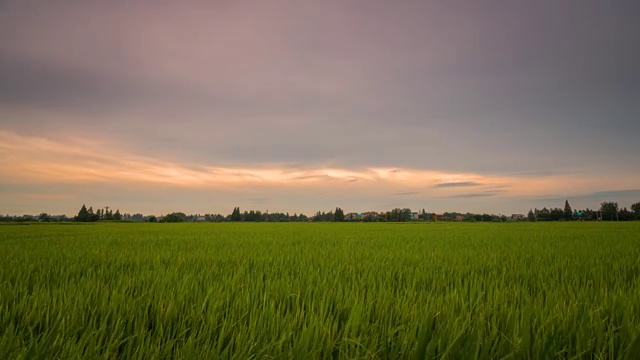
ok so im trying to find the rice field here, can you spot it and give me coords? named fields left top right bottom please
left=1, top=222, right=640, bottom=359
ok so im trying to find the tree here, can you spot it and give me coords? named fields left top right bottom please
left=38, top=213, right=50, bottom=222
left=231, top=207, right=242, bottom=221
left=161, top=213, right=183, bottom=223
left=75, top=205, right=89, bottom=222
left=75, top=204, right=99, bottom=222
left=113, top=210, right=122, bottom=221
left=334, top=207, right=345, bottom=222
left=549, top=208, right=564, bottom=221
left=402, top=208, right=412, bottom=221
left=147, top=216, right=158, bottom=223
left=527, top=209, right=535, bottom=222
left=618, top=207, right=635, bottom=221
left=564, top=200, right=573, bottom=221
left=600, top=202, right=619, bottom=221
left=536, top=208, right=551, bottom=221
left=132, top=213, right=144, bottom=221
left=632, top=202, right=640, bottom=220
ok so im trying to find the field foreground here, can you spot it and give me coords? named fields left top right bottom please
left=1, top=222, right=640, bottom=359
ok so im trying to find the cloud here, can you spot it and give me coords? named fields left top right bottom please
left=292, top=174, right=331, bottom=181
left=582, top=189, right=640, bottom=199
left=394, top=191, right=420, bottom=196
left=1, top=129, right=638, bottom=202
left=0, top=129, right=638, bottom=215
left=449, top=192, right=498, bottom=199
left=435, top=181, right=481, bottom=188
left=0, top=130, right=497, bottom=189
left=531, top=196, right=564, bottom=203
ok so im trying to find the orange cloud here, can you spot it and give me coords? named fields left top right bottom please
left=1, top=130, right=637, bottom=199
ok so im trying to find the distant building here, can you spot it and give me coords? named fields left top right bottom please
left=345, top=212, right=362, bottom=221
left=455, top=214, right=464, bottom=221
left=511, top=214, right=525, bottom=220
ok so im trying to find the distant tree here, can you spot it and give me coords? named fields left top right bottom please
left=481, top=213, right=493, bottom=222
left=160, top=213, right=183, bottom=223
left=600, top=202, right=619, bottom=221
left=75, top=205, right=89, bottom=222
left=618, top=207, right=635, bottom=221
left=148, top=216, right=158, bottom=223
left=243, top=210, right=263, bottom=222
left=113, top=209, right=122, bottom=221
left=536, top=208, right=551, bottom=221
left=131, top=213, right=144, bottom=221
left=549, top=208, right=564, bottom=221
left=527, top=209, right=536, bottom=222
left=463, top=213, right=477, bottom=222
left=334, top=207, right=345, bottom=222
left=564, top=200, right=573, bottom=221
left=231, top=207, right=242, bottom=221
left=38, top=213, right=50, bottom=222
left=75, top=204, right=99, bottom=222
left=632, top=202, right=640, bottom=220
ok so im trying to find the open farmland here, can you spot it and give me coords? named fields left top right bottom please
left=1, top=222, right=640, bottom=359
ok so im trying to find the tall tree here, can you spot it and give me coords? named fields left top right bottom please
left=75, top=205, right=89, bottom=222
left=113, top=210, right=122, bottom=221
left=334, top=207, right=345, bottom=222
left=75, top=204, right=98, bottom=222
left=231, top=207, right=242, bottom=221
left=564, top=200, right=573, bottom=221
left=527, top=209, right=536, bottom=222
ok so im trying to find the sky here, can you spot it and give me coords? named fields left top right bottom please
left=1, top=0, right=639, bottom=216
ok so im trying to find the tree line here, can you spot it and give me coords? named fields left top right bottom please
left=2, top=200, right=639, bottom=223
left=527, top=201, right=639, bottom=222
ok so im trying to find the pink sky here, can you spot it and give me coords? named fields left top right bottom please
left=1, top=130, right=638, bottom=216
left=1, top=0, right=639, bottom=215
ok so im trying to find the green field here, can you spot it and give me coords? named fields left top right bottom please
left=1, top=222, right=640, bottom=359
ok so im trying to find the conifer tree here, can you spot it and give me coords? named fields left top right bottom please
left=564, top=200, right=573, bottom=221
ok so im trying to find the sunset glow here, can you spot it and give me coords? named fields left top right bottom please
left=0, top=0, right=638, bottom=215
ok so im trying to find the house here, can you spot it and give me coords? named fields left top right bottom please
left=455, top=214, right=464, bottom=221
left=511, top=214, right=525, bottom=220
left=345, top=212, right=362, bottom=221
left=433, top=214, right=444, bottom=221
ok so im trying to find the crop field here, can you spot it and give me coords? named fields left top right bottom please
left=1, top=222, right=640, bottom=359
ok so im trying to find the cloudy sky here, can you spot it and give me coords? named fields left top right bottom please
left=1, top=0, right=639, bottom=216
